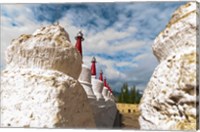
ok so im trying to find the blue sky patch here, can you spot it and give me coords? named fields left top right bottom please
left=1, top=2, right=186, bottom=92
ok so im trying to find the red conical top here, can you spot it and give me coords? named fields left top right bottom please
left=107, top=83, right=111, bottom=92
left=103, top=77, right=107, bottom=87
left=75, top=31, right=84, bottom=57
left=91, top=57, right=96, bottom=76
left=99, top=70, right=103, bottom=81
left=107, top=84, right=113, bottom=93
left=107, top=84, right=112, bottom=93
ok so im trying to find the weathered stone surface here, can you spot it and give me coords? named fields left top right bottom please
left=1, top=24, right=96, bottom=128
left=1, top=69, right=95, bottom=128
left=139, top=2, right=198, bottom=130
left=5, top=25, right=82, bottom=79
left=90, top=100, right=117, bottom=128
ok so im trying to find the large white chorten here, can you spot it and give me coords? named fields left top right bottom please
left=1, top=25, right=96, bottom=128
left=139, top=2, right=197, bottom=130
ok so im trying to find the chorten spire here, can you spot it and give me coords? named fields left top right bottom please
left=107, top=84, right=113, bottom=93
left=103, top=77, right=107, bottom=87
left=75, top=30, right=84, bottom=57
left=99, top=70, right=103, bottom=81
left=91, top=57, right=97, bottom=76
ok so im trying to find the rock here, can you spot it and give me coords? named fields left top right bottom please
left=139, top=2, right=198, bottom=130
left=5, top=25, right=82, bottom=79
left=1, top=69, right=95, bottom=128
left=1, top=24, right=95, bottom=128
left=91, top=101, right=117, bottom=128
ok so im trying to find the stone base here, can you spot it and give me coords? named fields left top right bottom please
left=1, top=69, right=96, bottom=128
left=88, top=99, right=117, bottom=128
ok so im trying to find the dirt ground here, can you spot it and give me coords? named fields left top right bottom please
left=120, top=112, right=140, bottom=129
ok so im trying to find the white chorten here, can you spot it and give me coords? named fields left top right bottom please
left=75, top=31, right=96, bottom=100
left=90, top=57, right=104, bottom=101
left=107, top=84, right=115, bottom=102
left=74, top=32, right=117, bottom=128
left=139, top=2, right=197, bottom=130
left=102, top=77, right=109, bottom=101
left=1, top=25, right=96, bottom=128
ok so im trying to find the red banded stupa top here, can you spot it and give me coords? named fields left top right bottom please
left=107, top=84, right=113, bottom=93
left=75, top=31, right=84, bottom=57
left=107, top=83, right=111, bottom=92
left=99, top=70, right=103, bottom=81
left=91, top=57, right=96, bottom=76
left=104, top=77, right=113, bottom=93
left=103, top=77, right=107, bottom=87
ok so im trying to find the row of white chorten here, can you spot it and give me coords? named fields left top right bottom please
left=74, top=31, right=115, bottom=102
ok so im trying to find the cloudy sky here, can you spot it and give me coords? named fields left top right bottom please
left=1, top=2, right=186, bottom=92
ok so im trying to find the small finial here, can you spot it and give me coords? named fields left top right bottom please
left=91, top=57, right=96, bottom=63
left=75, top=30, right=84, bottom=40
left=77, top=30, right=83, bottom=37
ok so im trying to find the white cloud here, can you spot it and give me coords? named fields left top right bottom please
left=1, top=3, right=172, bottom=91
left=56, top=13, right=142, bottom=59
left=134, top=53, right=149, bottom=61
left=83, top=56, right=127, bottom=80
left=1, top=5, right=50, bottom=69
left=82, top=26, right=141, bottom=55
left=116, top=61, right=138, bottom=68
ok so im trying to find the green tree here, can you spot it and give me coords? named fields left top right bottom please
left=118, top=89, right=123, bottom=103
left=118, top=83, right=128, bottom=103
left=135, top=90, right=142, bottom=104
left=129, top=85, right=136, bottom=103
left=123, top=83, right=129, bottom=103
left=117, top=83, right=143, bottom=104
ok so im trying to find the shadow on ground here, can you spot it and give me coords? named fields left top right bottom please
left=120, top=112, right=140, bottom=129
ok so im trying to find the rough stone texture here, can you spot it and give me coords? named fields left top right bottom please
left=1, top=69, right=95, bottom=128
left=139, top=2, right=198, bottom=130
left=90, top=100, right=117, bottom=128
left=5, top=25, right=82, bottom=79
left=1, top=24, right=95, bottom=128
